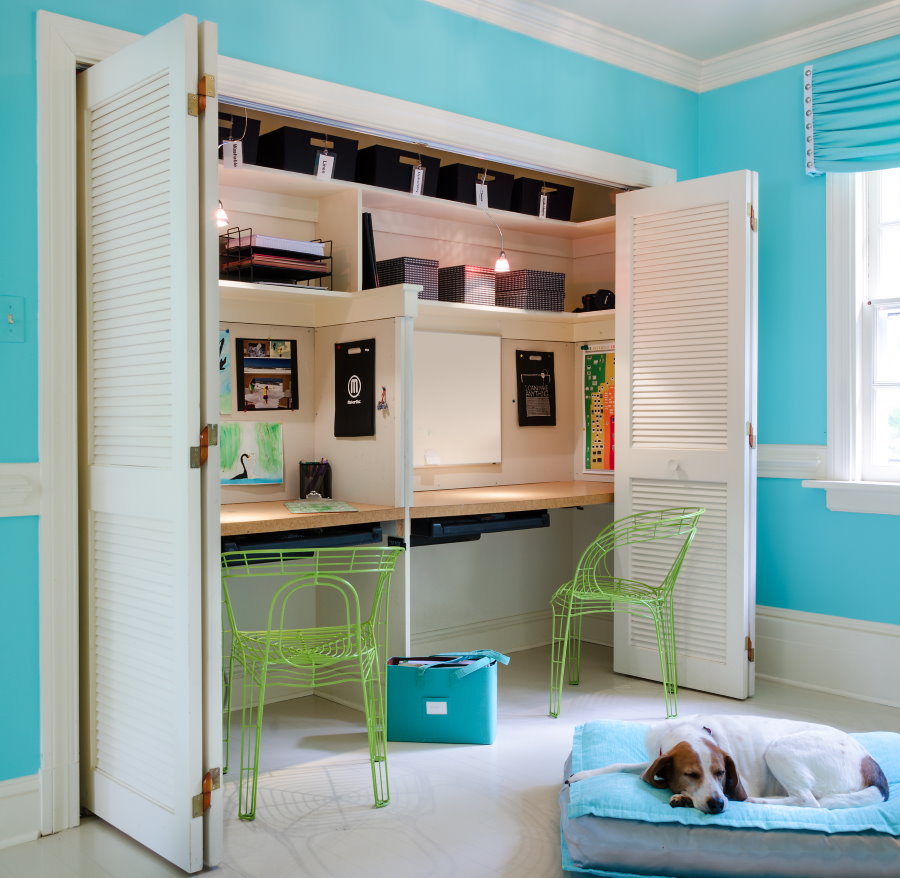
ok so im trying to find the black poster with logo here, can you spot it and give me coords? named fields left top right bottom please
left=334, top=338, right=376, bottom=437
left=515, top=349, right=556, bottom=426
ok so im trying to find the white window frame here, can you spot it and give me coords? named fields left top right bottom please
left=802, top=172, right=900, bottom=514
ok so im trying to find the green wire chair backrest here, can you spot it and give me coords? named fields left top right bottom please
left=573, top=507, right=704, bottom=597
left=220, top=546, right=404, bottom=644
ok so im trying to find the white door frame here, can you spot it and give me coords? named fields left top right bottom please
left=36, top=9, right=675, bottom=838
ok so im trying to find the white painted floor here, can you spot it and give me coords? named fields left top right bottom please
left=3, top=643, right=898, bottom=877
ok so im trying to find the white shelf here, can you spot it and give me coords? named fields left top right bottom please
left=218, top=280, right=418, bottom=326
left=219, top=163, right=615, bottom=241
left=219, top=278, right=615, bottom=341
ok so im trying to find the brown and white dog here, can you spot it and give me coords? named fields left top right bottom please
left=568, top=715, right=890, bottom=814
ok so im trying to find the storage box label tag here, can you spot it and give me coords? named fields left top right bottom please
left=316, top=151, right=336, bottom=179
left=475, top=182, right=489, bottom=209
left=411, top=164, right=426, bottom=196
left=223, top=140, right=243, bottom=169
left=425, top=700, right=448, bottom=715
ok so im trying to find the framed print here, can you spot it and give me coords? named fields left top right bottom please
left=235, top=337, right=298, bottom=410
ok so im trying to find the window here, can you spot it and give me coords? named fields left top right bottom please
left=859, top=169, right=900, bottom=482
left=804, top=169, right=900, bottom=514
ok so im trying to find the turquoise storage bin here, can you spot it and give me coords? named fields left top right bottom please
left=386, top=651, right=509, bottom=745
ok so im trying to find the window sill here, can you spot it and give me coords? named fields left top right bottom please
left=801, top=479, right=900, bottom=515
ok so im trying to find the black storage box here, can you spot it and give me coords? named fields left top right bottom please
left=218, top=112, right=261, bottom=165
left=255, top=126, right=359, bottom=181
left=495, top=269, right=565, bottom=312
left=355, top=145, right=440, bottom=195
left=438, top=265, right=496, bottom=306
left=510, top=177, right=575, bottom=221
left=436, top=164, right=514, bottom=210
left=377, top=257, right=439, bottom=300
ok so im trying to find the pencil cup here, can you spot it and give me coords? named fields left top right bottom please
left=299, top=461, right=332, bottom=499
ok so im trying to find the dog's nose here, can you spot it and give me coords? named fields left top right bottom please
left=706, top=797, right=726, bottom=814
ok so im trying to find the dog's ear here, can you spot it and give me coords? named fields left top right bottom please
left=641, top=754, right=674, bottom=789
left=723, top=753, right=747, bottom=801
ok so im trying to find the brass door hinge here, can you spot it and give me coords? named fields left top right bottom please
left=192, top=768, right=221, bottom=817
left=188, top=74, right=216, bottom=117
left=190, top=424, right=218, bottom=468
left=747, top=203, right=758, bottom=232
left=745, top=636, right=755, bottom=662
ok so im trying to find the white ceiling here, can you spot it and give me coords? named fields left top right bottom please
left=527, top=0, right=893, bottom=60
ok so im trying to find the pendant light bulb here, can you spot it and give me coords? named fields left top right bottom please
left=494, top=249, right=510, bottom=272
left=215, top=200, right=229, bottom=228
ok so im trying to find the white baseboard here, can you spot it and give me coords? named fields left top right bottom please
left=411, top=609, right=554, bottom=656
left=411, top=609, right=613, bottom=656
left=0, top=774, right=40, bottom=850
left=756, top=605, right=900, bottom=709
left=412, top=606, right=898, bottom=708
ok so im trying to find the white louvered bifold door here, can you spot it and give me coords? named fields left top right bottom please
left=77, top=15, right=212, bottom=873
left=613, top=171, right=758, bottom=702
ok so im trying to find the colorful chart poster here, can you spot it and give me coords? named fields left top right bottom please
left=584, top=348, right=615, bottom=471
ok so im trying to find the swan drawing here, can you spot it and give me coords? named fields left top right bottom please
left=230, top=453, right=250, bottom=480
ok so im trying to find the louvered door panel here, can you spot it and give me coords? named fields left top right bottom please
left=632, top=204, right=730, bottom=450
left=78, top=15, right=207, bottom=873
left=614, top=171, right=758, bottom=703
left=626, top=481, right=728, bottom=664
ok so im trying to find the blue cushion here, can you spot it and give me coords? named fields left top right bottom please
left=568, top=720, right=900, bottom=835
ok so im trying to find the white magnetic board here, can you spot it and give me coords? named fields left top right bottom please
left=413, top=331, right=501, bottom=466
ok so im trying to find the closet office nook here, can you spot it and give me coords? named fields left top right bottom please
left=49, top=10, right=756, bottom=872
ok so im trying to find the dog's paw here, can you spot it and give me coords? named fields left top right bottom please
left=669, top=794, right=694, bottom=809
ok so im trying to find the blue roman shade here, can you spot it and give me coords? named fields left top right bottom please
left=804, top=35, right=900, bottom=176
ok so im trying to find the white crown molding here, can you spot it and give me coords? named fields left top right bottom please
left=424, top=0, right=701, bottom=90
left=700, top=0, right=900, bottom=91
left=424, top=0, right=900, bottom=93
left=757, top=444, right=826, bottom=480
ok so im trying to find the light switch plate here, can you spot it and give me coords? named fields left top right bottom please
left=2, top=296, right=25, bottom=343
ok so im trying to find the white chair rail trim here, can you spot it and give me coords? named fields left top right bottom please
left=756, top=444, right=826, bottom=480
left=0, top=464, right=41, bottom=517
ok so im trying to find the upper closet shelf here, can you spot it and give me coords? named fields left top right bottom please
left=219, top=279, right=614, bottom=341
left=219, top=164, right=615, bottom=241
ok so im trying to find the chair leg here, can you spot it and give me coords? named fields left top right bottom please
left=567, top=612, right=584, bottom=686
left=361, top=656, right=389, bottom=807
left=222, top=647, right=235, bottom=775
left=549, top=591, right=575, bottom=718
left=237, top=661, right=267, bottom=820
left=654, top=601, right=679, bottom=719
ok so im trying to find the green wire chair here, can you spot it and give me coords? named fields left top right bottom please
left=221, top=545, right=404, bottom=820
left=549, top=507, right=704, bottom=720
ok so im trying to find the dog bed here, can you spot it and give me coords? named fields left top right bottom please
left=560, top=720, right=900, bottom=878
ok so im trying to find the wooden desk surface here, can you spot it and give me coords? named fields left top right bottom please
left=411, top=480, right=614, bottom=518
left=220, top=501, right=404, bottom=536
left=220, top=481, right=613, bottom=536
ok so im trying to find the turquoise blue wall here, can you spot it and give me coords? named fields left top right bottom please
left=698, top=55, right=900, bottom=625
left=0, top=1, right=696, bottom=784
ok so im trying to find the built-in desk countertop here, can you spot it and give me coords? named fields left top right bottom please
left=220, top=501, right=404, bottom=536
left=220, top=481, right=613, bottom=536
left=411, top=480, right=613, bottom=518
